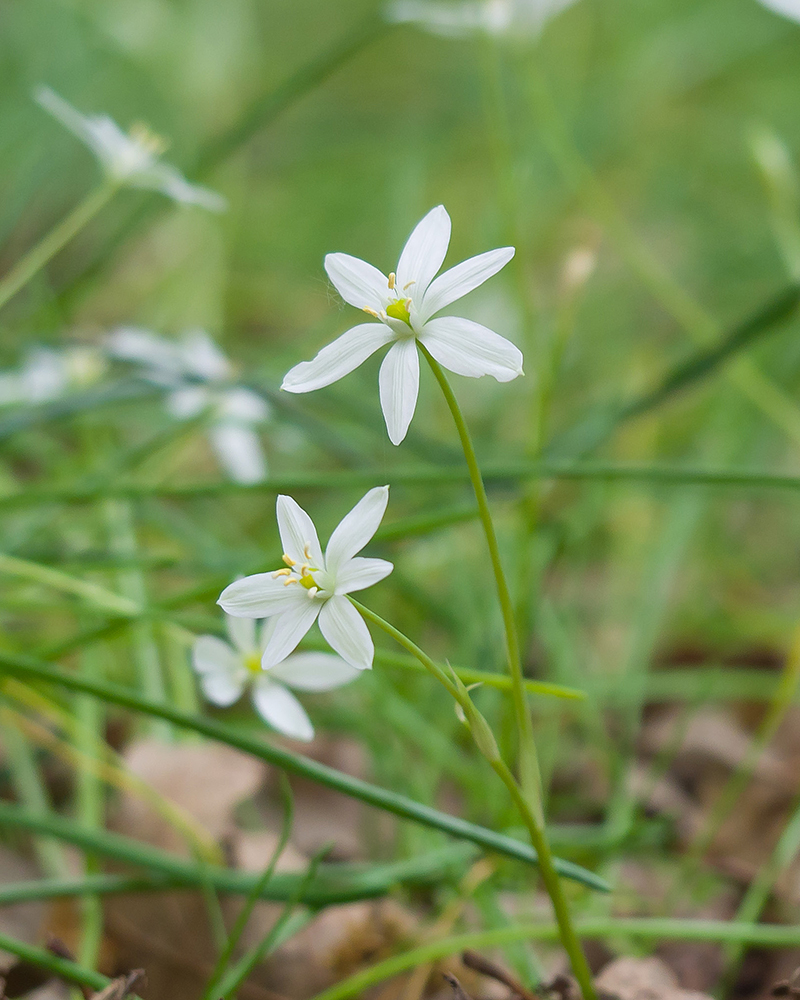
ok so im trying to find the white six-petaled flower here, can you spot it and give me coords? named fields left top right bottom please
left=192, top=613, right=361, bottom=741
left=0, top=345, right=106, bottom=407
left=386, top=0, right=581, bottom=39
left=281, top=205, right=523, bottom=445
left=35, top=86, right=225, bottom=211
left=218, top=487, right=392, bottom=671
left=106, top=327, right=270, bottom=484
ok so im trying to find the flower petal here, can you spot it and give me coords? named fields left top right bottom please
left=270, top=652, right=362, bottom=691
left=35, top=86, right=96, bottom=150
left=318, top=595, right=373, bottom=670
left=225, top=614, right=257, bottom=655
left=396, top=205, right=451, bottom=299
left=219, top=388, right=270, bottom=424
left=420, top=316, right=523, bottom=382
left=261, top=600, right=322, bottom=668
left=133, top=162, right=227, bottom=211
left=378, top=338, right=420, bottom=445
left=324, top=253, right=389, bottom=312
left=276, top=495, right=324, bottom=568
left=281, top=324, right=393, bottom=394
left=325, top=486, right=390, bottom=576
left=420, top=246, right=515, bottom=323
left=209, top=423, right=267, bottom=484
left=167, top=385, right=210, bottom=419
left=191, top=636, right=245, bottom=706
left=252, top=679, right=314, bottom=741
left=334, top=557, right=393, bottom=595
left=219, top=573, right=306, bottom=618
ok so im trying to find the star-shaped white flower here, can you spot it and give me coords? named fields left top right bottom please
left=281, top=205, right=523, bottom=445
left=385, top=0, right=580, bottom=38
left=755, top=0, right=800, bottom=20
left=218, top=487, right=392, bottom=670
left=106, top=328, right=270, bottom=484
left=0, top=345, right=106, bottom=407
left=192, top=613, right=361, bottom=741
left=35, top=86, right=226, bottom=211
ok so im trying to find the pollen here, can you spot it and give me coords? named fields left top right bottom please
left=388, top=272, right=396, bottom=290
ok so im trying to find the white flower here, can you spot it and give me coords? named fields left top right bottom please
left=192, top=613, right=361, bottom=741
left=755, top=0, right=800, bottom=21
left=282, top=205, right=522, bottom=445
left=0, top=345, right=107, bottom=406
left=106, top=328, right=270, bottom=484
left=385, top=0, right=580, bottom=39
left=218, top=487, right=392, bottom=670
left=35, top=86, right=226, bottom=211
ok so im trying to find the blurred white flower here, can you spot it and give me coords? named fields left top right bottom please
left=282, top=205, right=522, bottom=445
left=192, top=613, right=361, bottom=741
left=107, top=327, right=270, bottom=483
left=755, top=0, right=800, bottom=21
left=219, top=487, right=392, bottom=670
left=35, top=86, right=226, bottom=211
left=0, top=345, right=107, bottom=406
left=385, top=0, right=580, bottom=39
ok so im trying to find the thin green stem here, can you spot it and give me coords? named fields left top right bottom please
left=351, top=599, right=597, bottom=1000
left=0, top=932, right=113, bottom=994
left=308, top=919, right=800, bottom=1000
left=0, top=184, right=116, bottom=312
left=419, top=347, right=539, bottom=801
left=201, top=779, right=294, bottom=1000
left=76, top=649, right=104, bottom=969
left=0, top=651, right=607, bottom=888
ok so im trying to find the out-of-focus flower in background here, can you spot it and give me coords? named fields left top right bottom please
left=384, top=0, right=581, bottom=39
left=755, top=0, right=800, bottom=21
left=35, top=86, right=226, bottom=211
left=192, top=612, right=361, bottom=741
left=0, top=344, right=107, bottom=406
left=282, top=205, right=522, bottom=445
left=107, top=328, right=270, bottom=484
left=219, top=487, right=393, bottom=670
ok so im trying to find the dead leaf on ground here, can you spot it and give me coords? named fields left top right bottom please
left=594, top=956, right=713, bottom=1000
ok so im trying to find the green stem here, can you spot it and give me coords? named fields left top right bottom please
left=351, top=600, right=597, bottom=1000
left=0, top=652, right=607, bottom=889
left=308, top=919, right=800, bottom=1000
left=0, top=184, right=116, bottom=312
left=76, top=650, right=104, bottom=969
left=419, top=347, right=539, bottom=803
left=0, top=932, right=112, bottom=994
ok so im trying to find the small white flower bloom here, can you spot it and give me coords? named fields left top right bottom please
left=754, top=0, right=800, bottom=21
left=106, top=328, right=270, bottom=484
left=282, top=205, right=522, bottom=445
left=35, top=86, right=226, bottom=211
left=192, top=613, right=361, bottom=741
left=0, top=345, right=107, bottom=407
left=385, top=0, right=580, bottom=39
left=218, top=487, right=393, bottom=670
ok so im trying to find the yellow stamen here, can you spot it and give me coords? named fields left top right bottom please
left=244, top=653, right=262, bottom=675
left=363, top=306, right=380, bottom=318
left=388, top=272, right=396, bottom=290
left=403, top=280, right=416, bottom=290
left=282, top=554, right=296, bottom=568
left=271, top=568, right=291, bottom=579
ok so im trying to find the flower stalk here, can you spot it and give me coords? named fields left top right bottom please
left=350, top=599, right=597, bottom=1000
left=0, top=182, right=116, bottom=314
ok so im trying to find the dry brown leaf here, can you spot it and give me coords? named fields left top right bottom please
left=594, top=957, right=712, bottom=1000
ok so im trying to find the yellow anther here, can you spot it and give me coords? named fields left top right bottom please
left=403, top=280, right=416, bottom=290
left=244, top=653, right=262, bottom=675
left=129, top=123, right=167, bottom=156
left=303, top=543, right=314, bottom=560
left=362, top=306, right=380, bottom=318
left=283, top=577, right=298, bottom=586
left=306, top=586, right=319, bottom=599
left=388, top=272, right=396, bottom=290
left=271, top=568, right=291, bottom=579
left=282, top=554, right=296, bottom=568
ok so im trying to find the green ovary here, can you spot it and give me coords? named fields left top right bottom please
left=385, top=298, right=412, bottom=325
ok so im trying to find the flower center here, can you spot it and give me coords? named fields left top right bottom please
left=244, top=653, right=262, bottom=675
left=385, top=298, right=412, bottom=325
left=271, top=545, right=323, bottom=598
